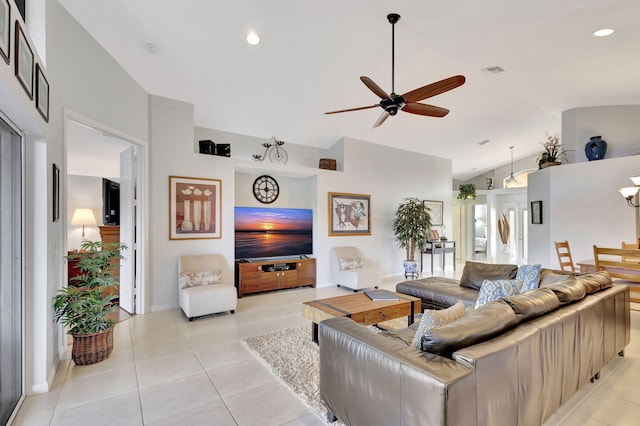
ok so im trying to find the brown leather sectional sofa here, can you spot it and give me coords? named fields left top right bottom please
left=319, top=263, right=630, bottom=426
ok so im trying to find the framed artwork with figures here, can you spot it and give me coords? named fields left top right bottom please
left=531, top=200, right=542, bottom=224
left=169, top=176, right=222, bottom=239
left=328, top=192, right=371, bottom=236
left=0, top=0, right=10, bottom=64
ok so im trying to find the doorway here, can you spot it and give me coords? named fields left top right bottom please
left=0, top=115, right=24, bottom=423
left=65, top=117, right=146, bottom=314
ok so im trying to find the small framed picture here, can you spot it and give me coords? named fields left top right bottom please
left=14, top=21, right=33, bottom=99
left=531, top=200, right=542, bottom=225
left=423, top=200, right=443, bottom=226
left=35, top=64, right=49, bottom=122
left=169, top=176, right=222, bottom=240
left=328, top=192, right=371, bottom=236
left=52, top=163, right=60, bottom=222
left=0, top=0, right=10, bottom=64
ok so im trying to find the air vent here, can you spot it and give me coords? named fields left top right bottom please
left=482, top=66, right=505, bottom=74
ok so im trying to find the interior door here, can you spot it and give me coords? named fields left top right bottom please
left=119, top=147, right=135, bottom=313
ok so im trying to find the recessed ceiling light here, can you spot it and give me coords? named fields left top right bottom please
left=593, top=28, right=614, bottom=37
left=246, top=32, right=260, bottom=45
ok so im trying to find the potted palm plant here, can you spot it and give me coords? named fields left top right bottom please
left=393, top=197, right=432, bottom=277
left=53, top=240, right=127, bottom=365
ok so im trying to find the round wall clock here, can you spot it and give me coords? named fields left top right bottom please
left=253, top=175, right=279, bottom=204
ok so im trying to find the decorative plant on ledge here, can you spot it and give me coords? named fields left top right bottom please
left=537, top=133, right=568, bottom=169
left=457, top=183, right=477, bottom=200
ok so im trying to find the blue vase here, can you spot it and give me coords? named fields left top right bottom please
left=585, top=136, right=607, bottom=161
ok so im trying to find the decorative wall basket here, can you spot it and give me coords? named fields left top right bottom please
left=71, top=327, right=114, bottom=365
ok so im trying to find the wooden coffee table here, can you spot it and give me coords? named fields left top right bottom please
left=302, top=291, right=421, bottom=343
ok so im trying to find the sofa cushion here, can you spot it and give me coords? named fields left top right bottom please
left=546, top=279, right=587, bottom=305
left=539, top=269, right=573, bottom=287
left=459, top=261, right=518, bottom=290
left=421, top=299, right=518, bottom=357
left=502, top=287, right=560, bottom=322
left=573, top=271, right=612, bottom=294
left=411, top=302, right=466, bottom=349
left=396, top=277, right=479, bottom=310
left=517, top=264, right=542, bottom=292
left=475, top=279, right=523, bottom=309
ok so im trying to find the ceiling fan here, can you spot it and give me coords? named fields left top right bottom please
left=325, top=13, right=466, bottom=128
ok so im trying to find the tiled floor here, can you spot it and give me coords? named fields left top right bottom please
left=12, top=269, right=640, bottom=426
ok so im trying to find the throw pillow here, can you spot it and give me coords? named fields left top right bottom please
left=475, top=279, right=524, bottom=309
left=179, top=272, right=198, bottom=289
left=339, top=257, right=364, bottom=270
left=411, top=302, right=465, bottom=350
left=517, top=264, right=542, bottom=293
left=199, top=270, right=222, bottom=286
left=179, top=270, right=222, bottom=288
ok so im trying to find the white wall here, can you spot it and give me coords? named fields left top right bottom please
left=148, top=105, right=453, bottom=311
left=528, top=155, right=639, bottom=268
left=563, top=106, right=640, bottom=163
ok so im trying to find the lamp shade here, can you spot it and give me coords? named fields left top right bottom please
left=70, top=208, right=97, bottom=226
left=630, top=176, right=640, bottom=186
left=619, top=187, right=640, bottom=199
left=71, top=208, right=97, bottom=237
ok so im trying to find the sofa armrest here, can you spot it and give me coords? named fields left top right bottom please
left=319, top=317, right=477, bottom=426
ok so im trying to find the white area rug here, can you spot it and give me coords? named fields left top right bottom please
left=241, top=317, right=414, bottom=425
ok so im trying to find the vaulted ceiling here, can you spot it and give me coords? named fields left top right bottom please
left=59, top=0, right=640, bottom=180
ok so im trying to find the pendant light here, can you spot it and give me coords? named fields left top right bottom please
left=504, top=146, right=517, bottom=188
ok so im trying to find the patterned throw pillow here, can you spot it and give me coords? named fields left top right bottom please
left=339, top=257, right=364, bottom=270
left=411, top=302, right=466, bottom=350
left=179, top=270, right=222, bottom=289
left=517, top=264, right=542, bottom=293
left=475, top=279, right=524, bottom=309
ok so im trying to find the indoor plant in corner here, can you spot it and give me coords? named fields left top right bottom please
left=53, top=240, right=127, bottom=365
left=393, top=197, right=432, bottom=278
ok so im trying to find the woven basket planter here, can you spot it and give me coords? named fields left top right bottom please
left=71, top=327, right=114, bottom=365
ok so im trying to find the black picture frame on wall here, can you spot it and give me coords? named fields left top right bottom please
left=53, top=163, right=60, bottom=222
left=35, top=63, right=49, bottom=122
left=531, top=200, right=542, bottom=225
left=14, top=21, right=33, bottom=99
left=0, top=0, right=10, bottom=64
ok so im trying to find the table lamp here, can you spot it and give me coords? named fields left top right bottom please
left=70, top=208, right=97, bottom=237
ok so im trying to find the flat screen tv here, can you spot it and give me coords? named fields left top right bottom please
left=235, top=207, right=313, bottom=260
left=102, top=178, right=120, bottom=225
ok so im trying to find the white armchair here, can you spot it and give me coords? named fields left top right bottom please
left=331, top=246, right=382, bottom=291
left=178, top=254, right=237, bottom=321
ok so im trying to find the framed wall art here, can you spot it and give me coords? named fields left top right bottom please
left=531, top=200, right=542, bottom=224
left=35, top=63, right=49, bottom=122
left=328, top=192, right=371, bottom=236
left=52, top=163, right=60, bottom=222
left=169, top=176, right=222, bottom=240
left=14, top=21, right=33, bottom=99
left=423, top=200, right=443, bottom=226
left=0, top=0, right=9, bottom=64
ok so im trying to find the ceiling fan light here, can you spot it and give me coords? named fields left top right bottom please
left=630, top=176, right=640, bottom=186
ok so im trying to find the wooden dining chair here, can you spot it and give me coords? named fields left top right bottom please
left=554, top=240, right=575, bottom=272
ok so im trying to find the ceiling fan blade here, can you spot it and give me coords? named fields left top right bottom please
left=360, top=76, right=390, bottom=99
left=325, top=104, right=379, bottom=114
left=402, top=75, right=466, bottom=103
left=403, top=103, right=450, bottom=117
left=372, top=111, right=390, bottom=128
